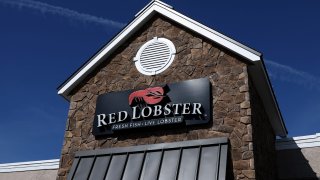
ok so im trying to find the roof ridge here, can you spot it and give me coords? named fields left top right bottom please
left=135, top=0, right=173, bottom=17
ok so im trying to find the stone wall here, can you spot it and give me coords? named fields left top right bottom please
left=249, top=78, right=277, bottom=179
left=57, top=14, right=257, bottom=179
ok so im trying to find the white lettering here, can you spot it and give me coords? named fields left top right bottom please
left=118, top=111, right=128, bottom=122
left=132, top=106, right=141, bottom=120
left=98, top=102, right=204, bottom=128
left=192, top=103, right=202, bottom=114
left=108, top=113, right=117, bottom=124
left=164, top=104, right=171, bottom=115
left=97, top=114, right=107, bottom=127
left=172, top=104, right=181, bottom=115
left=154, top=105, right=162, bottom=116
left=182, top=103, right=191, bottom=114
left=141, top=106, right=152, bottom=117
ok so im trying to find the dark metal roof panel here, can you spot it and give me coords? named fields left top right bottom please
left=67, top=137, right=228, bottom=180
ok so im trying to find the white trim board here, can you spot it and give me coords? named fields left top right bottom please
left=0, top=159, right=59, bottom=173
left=276, top=133, right=320, bottom=150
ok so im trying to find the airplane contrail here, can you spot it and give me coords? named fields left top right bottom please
left=265, top=60, right=320, bottom=91
left=0, top=0, right=125, bottom=28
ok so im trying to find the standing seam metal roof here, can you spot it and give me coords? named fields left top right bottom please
left=67, top=137, right=228, bottom=180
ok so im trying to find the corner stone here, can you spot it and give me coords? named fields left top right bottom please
left=233, top=160, right=249, bottom=170
left=240, top=101, right=250, bottom=109
left=239, top=85, right=249, bottom=92
left=242, top=170, right=255, bottom=179
left=240, top=117, right=251, bottom=124
left=242, top=151, right=253, bottom=160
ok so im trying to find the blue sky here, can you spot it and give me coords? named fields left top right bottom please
left=0, top=0, right=319, bottom=163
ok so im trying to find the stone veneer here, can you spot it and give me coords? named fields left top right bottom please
left=57, top=14, right=275, bottom=180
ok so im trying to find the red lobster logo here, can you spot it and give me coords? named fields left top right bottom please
left=129, top=87, right=165, bottom=105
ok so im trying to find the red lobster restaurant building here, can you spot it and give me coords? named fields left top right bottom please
left=1, top=1, right=320, bottom=180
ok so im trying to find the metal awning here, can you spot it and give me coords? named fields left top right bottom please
left=67, top=137, right=228, bottom=180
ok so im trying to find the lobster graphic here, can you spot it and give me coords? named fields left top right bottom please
left=129, top=87, right=165, bottom=105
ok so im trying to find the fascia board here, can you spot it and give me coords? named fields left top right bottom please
left=248, top=60, right=287, bottom=137
left=58, top=1, right=262, bottom=99
left=153, top=5, right=261, bottom=61
left=0, top=159, right=59, bottom=173
left=276, top=133, right=320, bottom=150
left=57, top=5, right=158, bottom=98
left=260, top=60, right=288, bottom=137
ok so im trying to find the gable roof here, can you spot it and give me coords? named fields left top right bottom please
left=57, top=0, right=287, bottom=137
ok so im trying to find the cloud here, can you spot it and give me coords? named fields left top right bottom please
left=0, top=0, right=125, bottom=28
left=265, top=60, right=320, bottom=91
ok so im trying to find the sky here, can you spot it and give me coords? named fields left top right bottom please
left=0, top=0, right=319, bottom=163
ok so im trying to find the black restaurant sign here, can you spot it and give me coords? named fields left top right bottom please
left=93, top=78, right=211, bottom=136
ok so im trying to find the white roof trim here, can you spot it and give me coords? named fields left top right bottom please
left=0, top=159, right=59, bottom=173
left=153, top=5, right=261, bottom=60
left=57, top=0, right=261, bottom=98
left=276, top=133, right=320, bottom=150
left=247, top=61, right=287, bottom=137
left=135, top=0, right=173, bottom=17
